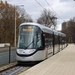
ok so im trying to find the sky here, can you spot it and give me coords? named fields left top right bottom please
left=2, top=0, right=75, bottom=30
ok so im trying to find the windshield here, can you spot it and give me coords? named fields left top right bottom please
left=17, top=25, right=42, bottom=49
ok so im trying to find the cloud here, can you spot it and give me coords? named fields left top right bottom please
left=2, top=0, right=75, bottom=30
left=59, top=0, right=72, bottom=3
left=51, top=0, right=75, bottom=20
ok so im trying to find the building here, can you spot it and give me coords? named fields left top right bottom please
left=62, top=22, right=67, bottom=30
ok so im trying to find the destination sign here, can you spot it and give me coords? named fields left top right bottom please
left=22, top=26, right=33, bottom=32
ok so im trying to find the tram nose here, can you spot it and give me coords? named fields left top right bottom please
left=17, top=49, right=36, bottom=55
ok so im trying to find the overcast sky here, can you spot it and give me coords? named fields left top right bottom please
left=2, top=0, right=75, bottom=30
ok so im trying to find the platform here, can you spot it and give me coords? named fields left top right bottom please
left=19, top=44, right=75, bottom=75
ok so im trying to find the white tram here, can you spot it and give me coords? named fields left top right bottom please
left=16, top=23, right=66, bottom=63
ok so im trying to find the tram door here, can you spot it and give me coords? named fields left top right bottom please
left=44, top=33, right=53, bottom=58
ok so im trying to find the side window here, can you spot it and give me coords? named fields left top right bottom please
left=35, top=27, right=42, bottom=48
left=62, top=37, right=65, bottom=44
left=49, top=34, right=53, bottom=46
left=44, top=33, right=49, bottom=46
left=36, top=34, right=42, bottom=48
left=54, top=35, right=59, bottom=44
left=60, top=37, right=62, bottom=44
left=44, top=33, right=53, bottom=47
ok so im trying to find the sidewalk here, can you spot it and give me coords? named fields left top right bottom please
left=19, top=44, right=75, bottom=75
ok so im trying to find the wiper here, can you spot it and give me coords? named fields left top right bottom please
left=24, top=35, right=41, bottom=49
left=24, top=37, right=34, bottom=49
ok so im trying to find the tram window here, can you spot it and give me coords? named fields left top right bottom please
left=34, top=28, right=45, bottom=50
left=62, top=37, right=65, bottom=44
left=18, top=25, right=43, bottom=49
left=60, top=37, right=62, bottom=44
left=49, top=34, right=53, bottom=46
left=44, top=33, right=53, bottom=47
left=54, top=35, right=59, bottom=44
left=44, top=33, right=49, bottom=46
left=36, top=34, right=42, bottom=48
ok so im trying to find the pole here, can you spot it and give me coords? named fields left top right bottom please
left=14, top=5, right=24, bottom=47
left=53, top=32, right=55, bottom=55
left=14, top=5, right=16, bottom=47
left=9, top=46, right=11, bottom=63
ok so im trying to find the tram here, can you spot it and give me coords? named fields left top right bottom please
left=16, top=22, right=66, bottom=63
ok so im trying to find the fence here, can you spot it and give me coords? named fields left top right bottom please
left=0, top=47, right=16, bottom=66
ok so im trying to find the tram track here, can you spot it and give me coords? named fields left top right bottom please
left=0, top=65, right=31, bottom=75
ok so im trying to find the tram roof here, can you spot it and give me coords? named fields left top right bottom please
left=20, top=22, right=53, bottom=34
left=58, top=31, right=66, bottom=37
left=20, top=22, right=66, bottom=36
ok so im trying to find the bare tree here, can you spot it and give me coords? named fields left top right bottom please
left=16, top=6, right=33, bottom=23
left=62, top=18, right=75, bottom=43
left=0, top=1, right=33, bottom=46
left=37, top=9, right=57, bottom=28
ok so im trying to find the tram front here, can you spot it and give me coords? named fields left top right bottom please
left=16, top=24, right=44, bottom=61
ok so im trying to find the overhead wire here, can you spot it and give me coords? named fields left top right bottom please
left=45, top=0, right=65, bottom=22
left=35, top=0, right=65, bottom=22
left=44, top=0, right=75, bottom=36
left=35, top=0, right=75, bottom=34
left=35, top=0, right=58, bottom=29
left=35, top=0, right=45, bottom=9
left=44, top=0, right=62, bottom=30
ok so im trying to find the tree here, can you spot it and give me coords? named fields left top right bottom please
left=16, top=6, right=33, bottom=23
left=0, top=1, right=33, bottom=46
left=37, top=9, right=57, bottom=28
left=61, top=18, right=75, bottom=43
